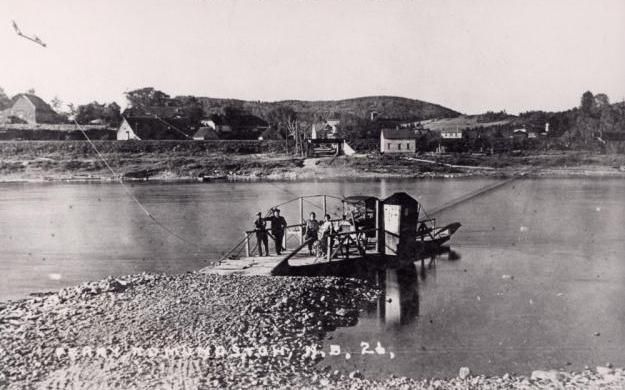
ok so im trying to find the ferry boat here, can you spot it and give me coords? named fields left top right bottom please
left=205, top=192, right=461, bottom=277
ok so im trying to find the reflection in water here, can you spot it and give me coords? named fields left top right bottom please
left=375, top=248, right=458, bottom=328
left=378, top=265, right=419, bottom=327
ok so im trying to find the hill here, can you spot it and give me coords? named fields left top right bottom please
left=193, top=95, right=461, bottom=122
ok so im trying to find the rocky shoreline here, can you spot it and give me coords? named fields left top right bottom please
left=1, top=162, right=625, bottom=185
left=1, top=272, right=624, bottom=389
left=2, top=148, right=625, bottom=184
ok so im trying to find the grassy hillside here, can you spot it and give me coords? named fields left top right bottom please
left=420, top=115, right=515, bottom=132
left=193, top=95, right=461, bottom=122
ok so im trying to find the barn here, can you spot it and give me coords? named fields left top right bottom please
left=0, top=94, right=62, bottom=124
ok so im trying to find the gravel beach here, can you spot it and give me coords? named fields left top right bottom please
left=1, top=272, right=624, bottom=389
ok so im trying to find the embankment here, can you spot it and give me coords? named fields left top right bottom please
left=0, top=140, right=297, bottom=181
left=1, top=140, right=625, bottom=182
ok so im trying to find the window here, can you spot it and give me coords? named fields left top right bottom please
left=398, top=143, right=402, bottom=150
left=387, top=143, right=391, bottom=150
left=407, top=143, right=410, bottom=149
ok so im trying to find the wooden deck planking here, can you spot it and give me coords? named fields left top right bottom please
left=200, top=251, right=319, bottom=276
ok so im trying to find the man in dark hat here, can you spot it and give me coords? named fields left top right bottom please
left=265, top=208, right=287, bottom=255
left=254, top=212, right=269, bottom=256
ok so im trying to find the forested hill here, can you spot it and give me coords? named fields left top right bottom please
left=194, top=95, right=461, bottom=122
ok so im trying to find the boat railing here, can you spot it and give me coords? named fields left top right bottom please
left=419, top=217, right=437, bottom=225
left=321, top=227, right=380, bottom=262
left=218, top=194, right=367, bottom=261
left=241, top=218, right=345, bottom=258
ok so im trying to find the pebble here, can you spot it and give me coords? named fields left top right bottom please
left=349, top=370, right=364, bottom=379
left=597, top=366, right=614, bottom=376
left=531, top=370, right=562, bottom=383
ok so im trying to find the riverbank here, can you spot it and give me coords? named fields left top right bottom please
left=1, top=140, right=625, bottom=183
left=1, top=272, right=624, bottom=389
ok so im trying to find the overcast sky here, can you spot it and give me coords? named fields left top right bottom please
left=1, top=0, right=624, bottom=114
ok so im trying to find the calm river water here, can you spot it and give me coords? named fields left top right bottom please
left=1, top=178, right=624, bottom=377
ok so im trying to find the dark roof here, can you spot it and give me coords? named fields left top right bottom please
left=308, top=138, right=344, bottom=144
left=12, top=94, right=57, bottom=115
left=123, top=116, right=194, bottom=140
left=381, top=128, right=416, bottom=140
left=383, top=192, right=419, bottom=206
left=343, top=195, right=379, bottom=204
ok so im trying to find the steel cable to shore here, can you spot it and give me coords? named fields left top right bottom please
left=427, top=167, right=540, bottom=216
left=74, top=120, right=220, bottom=255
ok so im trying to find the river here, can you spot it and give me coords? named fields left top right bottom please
left=1, top=178, right=624, bottom=377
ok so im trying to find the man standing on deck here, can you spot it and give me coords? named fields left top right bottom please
left=266, top=208, right=287, bottom=255
left=254, top=212, right=269, bottom=256
left=304, top=212, right=319, bottom=255
left=318, top=214, right=335, bottom=257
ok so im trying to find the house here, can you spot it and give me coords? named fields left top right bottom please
left=512, top=128, right=528, bottom=139
left=311, top=122, right=333, bottom=139
left=326, top=119, right=340, bottom=132
left=192, top=127, right=219, bottom=140
left=380, top=128, right=416, bottom=153
left=441, top=128, right=463, bottom=139
left=116, top=117, right=193, bottom=140
left=311, top=119, right=341, bottom=139
left=0, top=93, right=62, bottom=124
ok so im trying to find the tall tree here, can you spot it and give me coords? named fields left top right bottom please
left=580, top=91, right=595, bottom=115
left=103, top=102, right=122, bottom=127
left=267, top=106, right=296, bottom=136
left=175, top=96, right=204, bottom=126
left=267, top=106, right=302, bottom=155
left=594, top=93, right=610, bottom=108
left=125, top=87, right=171, bottom=109
left=75, top=101, right=122, bottom=126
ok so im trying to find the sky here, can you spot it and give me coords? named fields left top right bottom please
left=1, top=0, right=624, bottom=114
